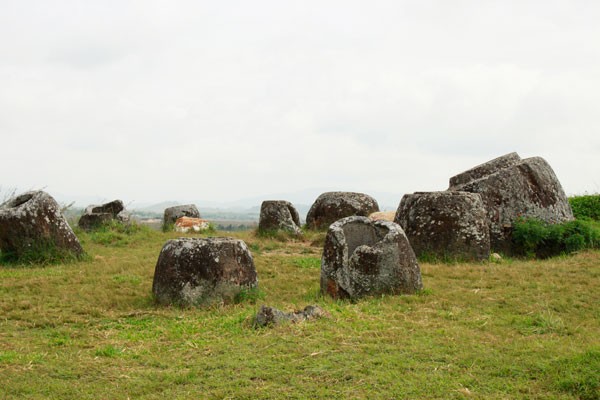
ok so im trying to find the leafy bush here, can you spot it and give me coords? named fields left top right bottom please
left=569, top=194, right=600, bottom=221
left=512, top=218, right=600, bottom=258
left=205, top=223, right=217, bottom=234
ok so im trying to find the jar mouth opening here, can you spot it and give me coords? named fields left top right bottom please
left=6, top=193, right=34, bottom=208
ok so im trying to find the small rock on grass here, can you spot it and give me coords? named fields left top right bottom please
left=254, top=305, right=328, bottom=328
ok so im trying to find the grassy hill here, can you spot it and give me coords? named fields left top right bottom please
left=0, top=227, right=598, bottom=399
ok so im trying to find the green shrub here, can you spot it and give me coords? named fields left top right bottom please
left=205, top=223, right=217, bottom=234
left=569, top=194, right=600, bottom=221
left=512, top=218, right=600, bottom=258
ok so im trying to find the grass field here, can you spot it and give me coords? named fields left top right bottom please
left=1, top=227, right=599, bottom=399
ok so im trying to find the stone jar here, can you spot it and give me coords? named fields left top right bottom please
left=0, top=191, right=83, bottom=260
left=152, top=237, right=258, bottom=306
left=321, top=216, right=422, bottom=300
left=307, top=192, right=379, bottom=230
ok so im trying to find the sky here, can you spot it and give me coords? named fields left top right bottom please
left=1, top=1, right=599, bottom=207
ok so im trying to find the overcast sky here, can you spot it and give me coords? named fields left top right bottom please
left=1, top=1, right=599, bottom=206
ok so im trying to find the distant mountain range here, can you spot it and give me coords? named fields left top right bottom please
left=52, top=187, right=404, bottom=222
left=128, top=188, right=402, bottom=211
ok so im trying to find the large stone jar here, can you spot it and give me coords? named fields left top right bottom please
left=306, top=192, right=379, bottom=230
left=258, top=200, right=302, bottom=235
left=0, top=191, right=83, bottom=260
left=152, top=237, right=258, bottom=306
left=163, top=204, right=201, bottom=226
left=321, top=216, right=422, bottom=300
left=395, top=191, right=490, bottom=261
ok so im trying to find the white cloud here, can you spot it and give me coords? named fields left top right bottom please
left=1, top=1, right=599, bottom=203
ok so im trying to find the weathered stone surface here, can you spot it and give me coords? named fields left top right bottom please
left=395, top=191, right=490, bottom=261
left=0, top=191, right=83, bottom=259
left=152, top=237, right=258, bottom=306
left=321, top=216, right=422, bottom=299
left=85, top=200, right=125, bottom=216
left=449, top=152, right=521, bottom=190
left=306, top=192, right=380, bottom=230
left=163, top=204, right=201, bottom=226
left=254, top=305, right=328, bottom=328
left=78, top=213, right=114, bottom=230
left=116, top=210, right=131, bottom=224
left=79, top=199, right=128, bottom=231
left=449, top=155, right=574, bottom=252
left=258, top=200, right=302, bottom=235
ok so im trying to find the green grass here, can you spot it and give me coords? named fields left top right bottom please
left=548, top=350, right=600, bottom=400
left=293, top=256, right=321, bottom=269
left=83, top=220, right=155, bottom=247
left=0, top=238, right=86, bottom=266
left=0, top=228, right=598, bottom=399
left=256, top=228, right=302, bottom=241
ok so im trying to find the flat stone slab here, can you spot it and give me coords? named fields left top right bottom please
left=321, top=216, right=422, bottom=299
left=395, top=191, right=490, bottom=261
left=254, top=305, right=328, bottom=327
left=152, top=237, right=258, bottom=306
left=449, top=152, right=521, bottom=190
